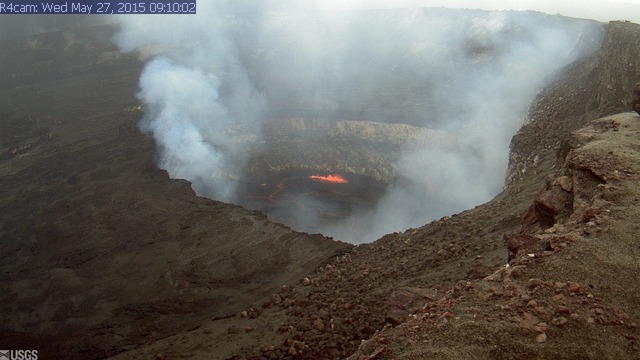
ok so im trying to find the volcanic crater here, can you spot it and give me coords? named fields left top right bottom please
left=236, top=117, right=451, bottom=233
left=4, top=10, right=640, bottom=360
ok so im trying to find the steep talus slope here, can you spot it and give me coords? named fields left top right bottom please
left=0, top=26, right=350, bottom=359
left=349, top=113, right=640, bottom=359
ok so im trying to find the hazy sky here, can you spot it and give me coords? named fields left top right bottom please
left=269, top=0, right=640, bottom=23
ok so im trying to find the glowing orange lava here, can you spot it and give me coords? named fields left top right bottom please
left=309, top=174, right=348, bottom=184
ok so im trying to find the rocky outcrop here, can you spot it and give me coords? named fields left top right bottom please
left=507, top=113, right=631, bottom=263
left=521, top=175, right=574, bottom=230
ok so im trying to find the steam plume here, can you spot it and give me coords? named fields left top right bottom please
left=115, top=2, right=266, bottom=201
left=115, top=5, right=603, bottom=242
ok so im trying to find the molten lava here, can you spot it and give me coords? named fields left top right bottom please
left=309, top=174, right=348, bottom=184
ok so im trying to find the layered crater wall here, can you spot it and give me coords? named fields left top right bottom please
left=228, top=118, right=453, bottom=233
left=245, top=118, right=453, bottom=184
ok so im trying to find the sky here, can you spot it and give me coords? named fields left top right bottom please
left=1, top=0, right=640, bottom=38
left=264, top=0, right=640, bottom=23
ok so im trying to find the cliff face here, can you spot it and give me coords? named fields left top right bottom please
left=508, top=21, right=640, bottom=187
left=245, top=118, right=452, bottom=184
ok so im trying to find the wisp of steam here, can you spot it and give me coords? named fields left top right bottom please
left=115, top=4, right=603, bottom=243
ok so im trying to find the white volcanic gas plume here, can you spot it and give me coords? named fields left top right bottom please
left=114, top=2, right=267, bottom=201
left=115, top=4, right=603, bottom=242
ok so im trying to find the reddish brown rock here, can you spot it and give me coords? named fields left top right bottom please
left=552, top=316, right=568, bottom=327
left=506, top=233, right=543, bottom=262
left=567, top=281, right=581, bottom=293
left=523, top=177, right=573, bottom=230
left=385, top=287, right=438, bottom=325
